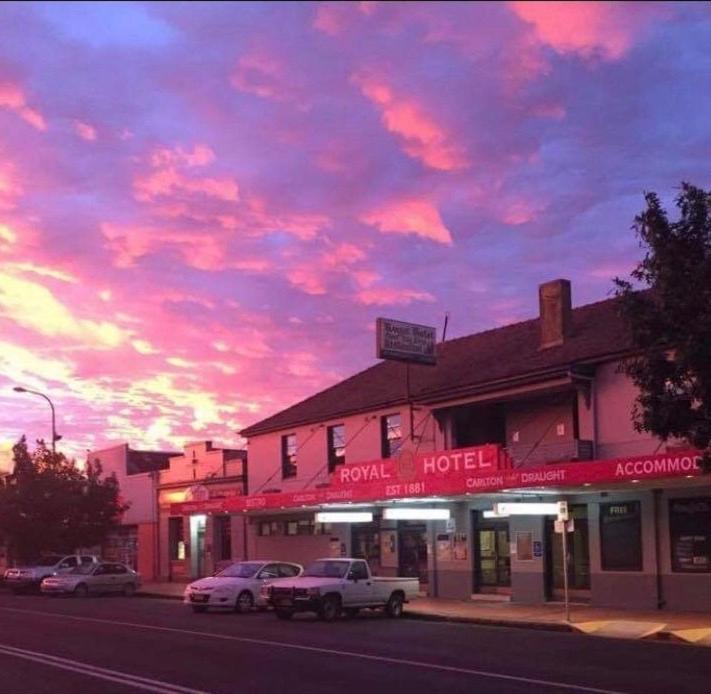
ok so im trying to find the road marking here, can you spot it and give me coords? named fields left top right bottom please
left=0, top=642, right=208, bottom=694
left=0, top=606, right=626, bottom=693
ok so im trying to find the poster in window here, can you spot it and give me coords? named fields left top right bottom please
left=600, top=501, right=642, bottom=571
left=516, top=531, right=534, bottom=561
left=670, top=498, right=711, bottom=573
left=436, top=534, right=453, bottom=562
left=453, top=533, right=468, bottom=561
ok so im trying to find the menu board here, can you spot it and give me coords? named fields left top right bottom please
left=669, top=497, right=711, bottom=573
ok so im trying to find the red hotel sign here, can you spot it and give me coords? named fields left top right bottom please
left=170, top=445, right=702, bottom=516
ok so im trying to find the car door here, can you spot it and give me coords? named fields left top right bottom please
left=108, top=564, right=129, bottom=592
left=255, top=563, right=281, bottom=593
left=343, top=560, right=373, bottom=606
left=90, top=563, right=112, bottom=593
left=56, top=556, right=78, bottom=576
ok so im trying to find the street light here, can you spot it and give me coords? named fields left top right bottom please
left=13, top=386, right=61, bottom=454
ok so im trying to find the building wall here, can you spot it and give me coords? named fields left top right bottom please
left=247, top=406, right=440, bottom=496
left=594, top=362, right=658, bottom=459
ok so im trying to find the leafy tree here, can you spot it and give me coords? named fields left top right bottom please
left=0, top=438, right=129, bottom=562
left=615, top=183, right=711, bottom=472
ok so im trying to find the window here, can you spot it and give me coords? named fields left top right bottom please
left=600, top=502, right=642, bottom=571
left=286, top=519, right=316, bottom=535
left=259, top=521, right=283, bottom=536
left=257, top=563, right=280, bottom=579
left=348, top=561, right=369, bottom=581
left=215, top=515, right=232, bottom=561
left=328, top=424, right=346, bottom=473
left=279, top=563, right=301, bottom=577
left=80, top=556, right=95, bottom=565
left=58, top=557, right=78, bottom=569
left=282, top=434, right=297, bottom=479
left=169, top=517, right=185, bottom=560
left=95, top=564, right=111, bottom=575
left=110, top=564, right=128, bottom=574
left=669, top=497, right=711, bottom=573
left=381, top=413, right=402, bottom=459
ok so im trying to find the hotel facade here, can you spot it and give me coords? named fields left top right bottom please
left=168, top=279, right=710, bottom=611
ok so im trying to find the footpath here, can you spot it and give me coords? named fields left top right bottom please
left=138, top=581, right=711, bottom=647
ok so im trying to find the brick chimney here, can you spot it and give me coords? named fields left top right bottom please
left=539, top=279, right=572, bottom=348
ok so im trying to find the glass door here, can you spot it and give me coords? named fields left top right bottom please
left=546, top=504, right=590, bottom=599
left=474, top=516, right=511, bottom=592
left=398, top=523, right=428, bottom=585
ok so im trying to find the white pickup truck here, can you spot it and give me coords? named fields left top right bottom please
left=264, top=558, right=419, bottom=621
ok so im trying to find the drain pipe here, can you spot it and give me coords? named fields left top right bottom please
left=652, top=488, right=665, bottom=609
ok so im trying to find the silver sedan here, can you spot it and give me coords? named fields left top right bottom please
left=40, top=562, right=140, bottom=597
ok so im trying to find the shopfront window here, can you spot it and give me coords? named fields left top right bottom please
left=381, top=413, right=402, bottom=459
left=669, top=497, right=711, bottom=573
left=327, top=424, right=346, bottom=472
left=169, top=517, right=185, bottom=560
left=259, top=521, right=284, bottom=536
left=282, top=434, right=297, bottom=479
left=600, top=502, right=642, bottom=571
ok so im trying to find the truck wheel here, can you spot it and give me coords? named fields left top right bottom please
left=275, top=609, right=294, bottom=620
left=192, top=605, right=207, bottom=613
left=236, top=590, right=254, bottom=614
left=386, top=593, right=404, bottom=618
left=319, top=596, right=341, bottom=622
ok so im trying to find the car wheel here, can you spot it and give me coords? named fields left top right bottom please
left=275, top=609, right=294, bottom=620
left=73, top=583, right=89, bottom=598
left=319, top=596, right=341, bottom=622
left=235, top=590, right=254, bottom=614
left=192, top=605, right=207, bottom=613
left=123, top=583, right=136, bottom=597
left=385, top=593, right=404, bottom=618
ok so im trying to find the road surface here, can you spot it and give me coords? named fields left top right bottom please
left=0, top=592, right=708, bottom=693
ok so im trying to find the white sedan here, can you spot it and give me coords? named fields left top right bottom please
left=184, top=560, right=303, bottom=613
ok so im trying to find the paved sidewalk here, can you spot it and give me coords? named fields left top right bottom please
left=138, top=581, right=711, bottom=644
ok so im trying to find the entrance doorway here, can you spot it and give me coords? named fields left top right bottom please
left=398, top=522, right=428, bottom=584
left=545, top=504, right=590, bottom=600
left=473, top=514, right=511, bottom=593
left=352, top=522, right=382, bottom=576
left=189, top=514, right=207, bottom=579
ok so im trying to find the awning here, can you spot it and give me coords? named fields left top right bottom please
left=170, top=445, right=703, bottom=516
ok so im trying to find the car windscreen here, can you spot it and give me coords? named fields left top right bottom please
left=215, top=562, right=261, bottom=578
left=303, top=560, right=349, bottom=578
left=31, top=556, right=64, bottom=567
left=69, top=565, right=96, bottom=575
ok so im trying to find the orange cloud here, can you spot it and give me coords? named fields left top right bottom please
left=361, top=197, right=452, bottom=245
left=353, top=74, right=469, bottom=171
left=0, top=81, right=46, bottom=130
left=510, top=1, right=661, bottom=60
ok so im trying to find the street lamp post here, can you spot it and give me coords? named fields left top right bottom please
left=13, top=387, right=60, bottom=454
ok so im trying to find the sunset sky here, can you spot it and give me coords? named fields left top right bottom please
left=1, top=1, right=710, bottom=467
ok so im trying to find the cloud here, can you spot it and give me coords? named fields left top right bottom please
left=353, top=73, right=469, bottom=171
left=74, top=120, right=97, bottom=141
left=0, top=271, right=128, bottom=347
left=361, top=197, right=453, bottom=245
left=509, top=1, right=663, bottom=60
left=356, top=287, right=435, bottom=306
left=0, top=81, right=46, bottom=130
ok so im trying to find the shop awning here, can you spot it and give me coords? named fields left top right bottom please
left=170, top=445, right=703, bottom=516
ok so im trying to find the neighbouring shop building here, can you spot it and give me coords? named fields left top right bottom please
left=158, top=441, right=247, bottom=581
left=90, top=443, right=177, bottom=580
left=171, top=280, right=711, bottom=612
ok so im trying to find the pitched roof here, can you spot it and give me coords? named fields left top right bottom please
left=240, top=295, right=632, bottom=438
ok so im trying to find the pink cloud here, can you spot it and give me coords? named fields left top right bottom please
left=510, top=1, right=663, bottom=61
left=0, top=81, right=46, bottom=130
left=354, top=74, right=469, bottom=171
left=356, top=286, right=435, bottom=306
left=286, top=266, right=327, bottom=295
left=74, top=120, right=97, bottom=141
left=361, top=197, right=453, bottom=245
left=231, top=52, right=285, bottom=101
left=134, top=145, right=239, bottom=203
